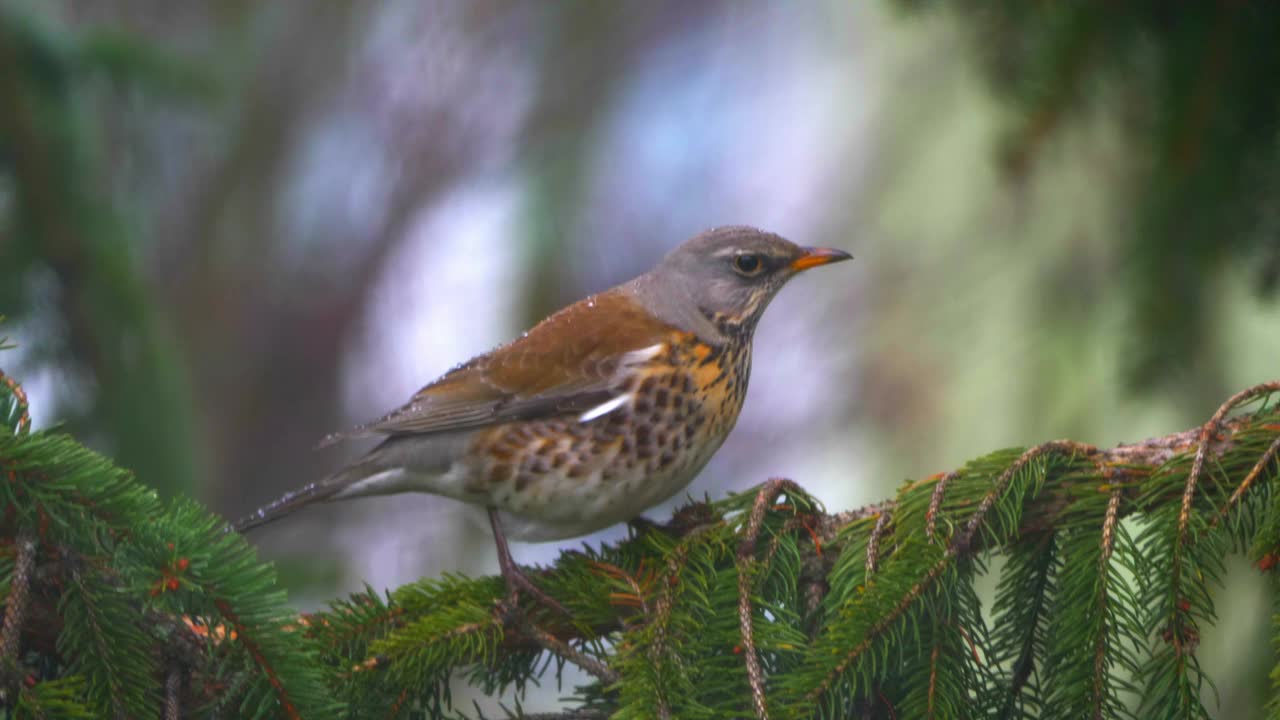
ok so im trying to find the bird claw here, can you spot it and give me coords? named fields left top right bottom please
left=495, top=564, right=569, bottom=620
left=626, top=515, right=664, bottom=537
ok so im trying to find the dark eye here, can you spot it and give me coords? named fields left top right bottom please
left=733, top=253, right=763, bottom=276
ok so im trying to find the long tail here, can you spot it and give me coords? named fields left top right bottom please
left=231, top=462, right=377, bottom=533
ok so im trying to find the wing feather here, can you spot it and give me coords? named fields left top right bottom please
left=319, top=288, right=672, bottom=445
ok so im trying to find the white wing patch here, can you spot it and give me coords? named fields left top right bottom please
left=579, top=393, right=632, bottom=423
left=578, top=343, right=663, bottom=423
left=621, top=343, right=665, bottom=365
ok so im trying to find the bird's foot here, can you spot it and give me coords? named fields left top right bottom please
left=496, top=559, right=569, bottom=620
left=487, top=507, right=569, bottom=619
left=626, top=514, right=665, bottom=537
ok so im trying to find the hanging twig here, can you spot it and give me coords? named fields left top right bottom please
left=735, top=478, right=802, bottom=720
left=163, top=664, right=183, bottom=720
left=0, top=369, right=30, bottom=435
left=925, top=472, right=957, bottom=543
left=1212, top=435, right=1280, bottom=530
left=866, top=510, right=893, bottom=577
left=1179, top=381, right=1280, bottom=543
left=523, top=623, right=618, bottom=685
left=0, top=528, right=36, bottom=703
left=1093, top=488, right=1123, bottom=719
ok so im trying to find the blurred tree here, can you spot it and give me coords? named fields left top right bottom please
left=0, top=3, right=212, bottom=497
left=898, top=0, right=1280, bottom=403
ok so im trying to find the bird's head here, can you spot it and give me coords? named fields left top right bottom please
left=645, top=226, right=852, bottom=337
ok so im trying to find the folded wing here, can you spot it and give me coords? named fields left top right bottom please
left=320, top=288, right=674, bottom=444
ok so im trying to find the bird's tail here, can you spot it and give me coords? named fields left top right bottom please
left=231, top=461, right=380, bottom=534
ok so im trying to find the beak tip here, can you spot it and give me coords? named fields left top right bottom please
left=791, top=246, right=854, bottom=271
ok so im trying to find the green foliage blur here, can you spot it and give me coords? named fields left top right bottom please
left=911, top=0, right=1280, bottom=392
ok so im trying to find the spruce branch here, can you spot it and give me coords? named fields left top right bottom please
left=0, top=528, right=34, bottom=702
left=866, top=509, right=892, bottom=576
left=735, top=477, right=803, bottom=720
left=1180, top=381, right=1280, bottom=543
left=0, top=369, right=30, bottom=436
left=523, top=622, right=617, bottom=685
left=1212, top=435, right=1280, bottom=531
left=164, top=665, right=182, bottom=720
left=3, top=361, right=1279, bottom=717
left=991, top=531, right=1055, bottom=720
left=1093, top=488, right=1123, bottom=718
left=924, top=471, right=956, bottom=544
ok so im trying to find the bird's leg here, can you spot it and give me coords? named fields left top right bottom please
left=626, top=514, right=667, bottom=537
left=488, top=508, right=568, bottom=618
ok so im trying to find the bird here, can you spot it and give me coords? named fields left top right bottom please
left=234, top=226, right=851, bottom=611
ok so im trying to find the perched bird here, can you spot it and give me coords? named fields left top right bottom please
left=235, top=226, right=850, bottom=609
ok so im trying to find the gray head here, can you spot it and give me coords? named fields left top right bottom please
left=632, top=226, right=852, bottom=340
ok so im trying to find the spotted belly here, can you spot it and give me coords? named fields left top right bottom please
left=466, top=339, right=751, bottom=541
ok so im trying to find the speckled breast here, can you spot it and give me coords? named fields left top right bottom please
left=466, top=331, right=752, bottom=540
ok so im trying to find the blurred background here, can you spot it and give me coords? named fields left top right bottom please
left=3, top=1, right=1279, bottom=715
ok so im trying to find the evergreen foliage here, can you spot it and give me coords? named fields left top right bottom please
left=0, top=365, right=335, bottom=718
left=1, top=363, right=1278, bottom=718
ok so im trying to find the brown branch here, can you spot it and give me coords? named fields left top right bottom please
left=649, top=524, right=717, bottom=720
left=524, top=623, right=618, bottom=685
left=0, top=528, right=35, bottom=703
left=0, top=370, right=30, bottom=435
left=164, top=664, right=183, bottom=720
left=1170, top=382, right=1280, bottom=658
left=213, top=599, right=301, bottom=720
left=954, top=441, right=1099, bottom=555
left=1212, top=435, right=1280, bottom=530
left=735, top=478, right=801, bottom=720
left=509, top=707, right=609, bottom=712
left=387, top=687, right=411, bottom=719
left=866, top=510, right=893, bottom=577
left=925, top=472, right=956, bottom=543
left=1179, top=381, right=1280, bottom=543
left=1093, top=488, right=1122, bottom=720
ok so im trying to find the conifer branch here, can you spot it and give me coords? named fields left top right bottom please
left=1213, top=435, right=1280, bottom=530
left=524, top=622, right=617, bottom=684
left=804, top=440, right=1094, bottom=706
left=927, top=641, right=940, bottom=718
left=0, top=370, right=29, bottom=436
left=866, top=510, right=892, bottom=576
left=0, top=528, right=34, bottom=702
left=511, top=711, right=607, bottom=720
left=3, top=363, right=1278, bottom=717
left=212, top=599, right=302, bottom=720
left=925, top=472, right=956, bottom=543
left=735, top=478, right=800, bottom=720
left=955, top=440, right=1099, bottom=554
left=1180, top=381, right=1280, bottom=544
left=647, top=524, right=715, bottom=719
left=1151, top=380, right=1280, bottom=716
left=992, top=533, right=1054, bottom=719
left=164, top=665, right=183, bottom=720
left=1094, top=488, right=1122, bottom=718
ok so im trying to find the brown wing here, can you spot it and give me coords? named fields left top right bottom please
left=320, top=288, right=675, bottom=444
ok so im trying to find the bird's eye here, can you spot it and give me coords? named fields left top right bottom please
left=732, top=253, right=763, bottom=276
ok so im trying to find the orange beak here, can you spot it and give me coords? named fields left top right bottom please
left=790, top=246, right=853, bottom=272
